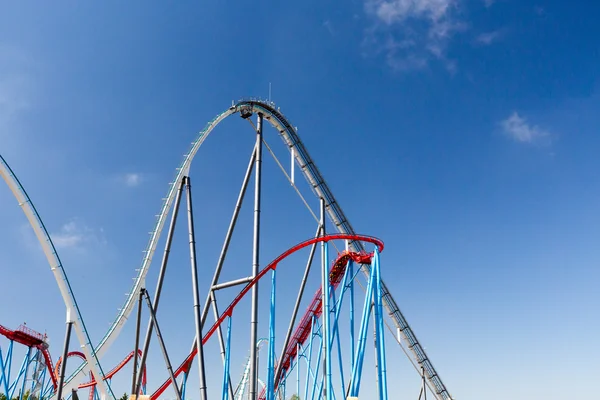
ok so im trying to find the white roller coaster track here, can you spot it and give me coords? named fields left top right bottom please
left=3, top=100, right=452, bottom=400
left=0, top=155, right=115, bottom=400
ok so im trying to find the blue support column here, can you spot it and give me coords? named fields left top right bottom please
left=296, top=345, right=300, bottom=400
left=303, top=317, right=316, bottom=400
left=181, top=371, right=188, bottom=400
left=221, top=317, right=232, bottom=400
left=348, top=260, right=355, bottom=374
left=372, top=249, right=385, bottom=400
left=322, top=240, right=332, bottom=399
left=267, top=269, right=277, bottom=400
left=373, top=249, right=388, bottom=400
left=349, top=264, right=377, bottom=396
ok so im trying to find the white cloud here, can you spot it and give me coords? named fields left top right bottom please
left=323, top=20, right=335, bottom=36
left=363, top=0, right=465, bottom=71
left=501, top=112, right=551, bottom=144
left=483, top=0, right=495, bottom=7
left=52, top=220, right=105, bottom=250
left=119, top=173, right=144, bottom=187
left=475, top=29, right=503, bottom=45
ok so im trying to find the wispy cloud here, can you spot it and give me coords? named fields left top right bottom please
left=501, top=112, right=551, bottom=144
left=323, top=20, right=335, bottom=36
left=475, top=29, right=504, bottom=45
left=483, top=0, right=495, bottom=7
left=363, top=0, right=465, bottom=71
left=52, top=220, right=106, bottom=251
left=117, top=172, right=144, bottom=187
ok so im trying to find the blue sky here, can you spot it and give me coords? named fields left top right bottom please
left=1, top=1, right=599, bottom=399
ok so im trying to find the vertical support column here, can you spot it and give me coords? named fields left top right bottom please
left=373, top=306, right=381, bottom=400
left=249, top=112, right=263, bottom=400
left=319, top=198, right=332, bottom=399
left=422, top=366, right=427, bottom=400
left=56, top=315, right=74, bottom=400
left=185, top=176, right=208, bottom=400
left=374, top=249, right=388, bottom=400
left=349, top=260, right=355, bottom=373
left=266, top=269, right=277, bottom=400
left=136, top=178, right=186, bottom=396
left=131, top=290, right=143, bottom=395
left=221, top=317, right=233, bottom=400
left=296, top=344, right=300, bottom=400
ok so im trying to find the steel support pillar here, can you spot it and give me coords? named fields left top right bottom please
left=320, top=198, right=332, bottom=398
left=131, top=290, right=143, bottom=395
left=249, top=112, right=263, bottom=399
left=56, top=318, right=74, bottom=400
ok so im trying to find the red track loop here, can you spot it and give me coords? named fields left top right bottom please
left=151, top=234, right=383, bottom=400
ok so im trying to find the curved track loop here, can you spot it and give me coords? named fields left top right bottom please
left=150, top=234, right=384, bottom=400
left=0, top=155, right=114, bottom=400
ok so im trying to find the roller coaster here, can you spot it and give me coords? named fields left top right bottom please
left=1, top=99, right=454, bottom=400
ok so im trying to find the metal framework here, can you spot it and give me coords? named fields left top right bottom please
left=1, top=99, right=453, bottom=400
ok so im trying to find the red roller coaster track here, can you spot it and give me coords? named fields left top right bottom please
left=150, top=234, right=383, bottom=400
